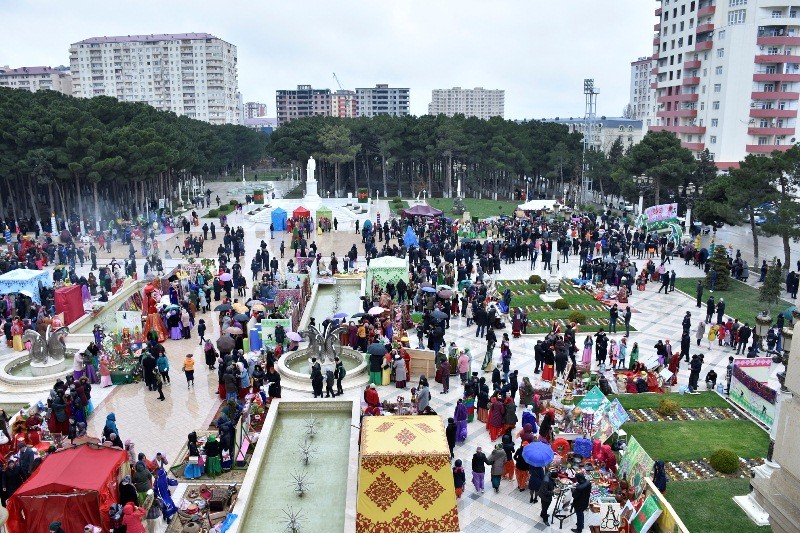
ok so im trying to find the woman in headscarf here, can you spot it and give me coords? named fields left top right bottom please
left=132, top=461, right=152, bottom=504
left=582, top=335, right=593, bottom=368
left=454, top=398, right=468, bottom=442
left=518, top=376, right=534, bottom=407
left=518, top=422, right=537, bottom=443
left=486, top=392, right=505, bottom=442
left=476, top=377, right=490, bottom=423
left=153, top=467, right=179, bottom=523
left=103, top=413, right=119, bottom=441
left=204, top=435, right=222, bottom=478
left=183, top=432, right=203, bottom=479
left=486, top=443, right=506, bottom=493
left=118, top=474, right=139, bottom=507
left=513, top=441, right=530, bottom=491
left=10, top=317, right=23, bottom=352
left=627, top=342, right=640, bottom=371
left=99, top=355, right=113, bottom=388
left=392, top=352, right=407, bottom=388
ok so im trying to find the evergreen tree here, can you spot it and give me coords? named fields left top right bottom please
left=760, top=258, right=783, bottom=314
left=706, top=245, right=731, bottom=291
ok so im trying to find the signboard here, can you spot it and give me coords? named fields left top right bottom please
left=618, top=436, right=655, bottom=497
left=600, top=502, right=622, bottom=532
left=260, top=318, right=292, bottom=348
left=592, top=398, right=629, bottom=442
left=730, top=362, right=777, bottom=427
left=578, top=386, right=607, bottom=411
left=631, top=495, right=663, bottom=533
left=644, top=203, right=678, bottom=224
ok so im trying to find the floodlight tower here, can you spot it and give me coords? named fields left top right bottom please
left=582, top=79, right=599, bottom=205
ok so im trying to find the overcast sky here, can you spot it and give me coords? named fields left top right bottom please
left=1, top=0, right=655, bottom=120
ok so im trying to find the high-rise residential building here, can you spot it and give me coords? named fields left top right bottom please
left=542, top=117, right=644, bottom=153
left=69, top=33, right=240, bottom=125
left=275, top=85, right=332, bottom=125
left=428, top=87, right=505, bottom=119
left=245, top=101, right=267, bottom=118
left=628, top=58, right=656, bottom=120
left=331, top=90, right=358, bottom=118
left=648, top=0, right=800, bottom=168
left=0, top=66, right=73, bottom=95
left=355, top=84, right=410, bottom=117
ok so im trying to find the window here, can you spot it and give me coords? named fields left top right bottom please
left=729, top=9, right=746, bottom=24
left=759, top=137, right=769, bottom=145
left=716, top=66, right=723, bottom=75
left=680, top=21, right=685, bottom=31
left=708, top=152, right=715, bottom=160
left=760, top=119, right=769, bottom=127
left=710, top=136, right=717, bottom=143
left=729, top=0, right=747, bottom=5
left=711, top=118, right=719, bottom=127
left=718, top=48, right=725, bottom=57
left=772, top=10, right=783, bottom=18
left=701, top=102, right=706, bottom=110
left=713, top=101, right=720, bottom=109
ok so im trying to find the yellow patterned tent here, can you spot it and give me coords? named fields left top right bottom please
left=356, top=416, right=459, bottom=533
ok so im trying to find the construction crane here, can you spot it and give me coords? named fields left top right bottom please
left=332, top=72, right=355, bottom=117
left=333, top=72, right=344, bottom=90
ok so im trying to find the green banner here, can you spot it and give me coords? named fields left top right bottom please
left=578, top=386, right=607, bottom=411
left=631, top=495, right=663, bottom=533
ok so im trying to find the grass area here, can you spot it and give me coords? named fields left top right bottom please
left=673, top=277, right=792, bottom=324
left=283, top=183, right=305, bottom=199
left=667, top=478, right=769, bottom=533
left=426, top=197, right=520, bottom=219
left=610, top=391, right=730, bottom=410
left=623, top=419, right=769, bottom=462
left=388, top=200, right=409, bottom=215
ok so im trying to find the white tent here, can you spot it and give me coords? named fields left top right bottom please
left=517, top=199, right=557, bottom=211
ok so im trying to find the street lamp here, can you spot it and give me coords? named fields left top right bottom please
left=678, top=181, right=704, bottom=234
left=634, top=175, right=653, bottom=215
left=754, top=310, right=773, bottom=353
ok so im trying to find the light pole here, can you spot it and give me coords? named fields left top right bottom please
left=634, top=175, right=652, bottom=215
left=678, top=181, right=704, bottom=235
left=754, top=310, right=773, bottom=354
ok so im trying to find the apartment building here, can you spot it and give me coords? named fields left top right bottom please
left=648, top=0, right=800, bottom=167
left=275, top=85, right=332, bottom=125
left=69, top=33, right=240, bottom=125
left=245, top=101, right=267, bottom=118
left=542, top=117, right=644, bottom=153
left=629, top=58, right=657, bottom=120
left=331, top=90, right=358, bottom=118
left=0, top=66, right=73, bottom=95
left=428, top=87, right=505, bottom=119
left=355, top=84, right=410, bottom=117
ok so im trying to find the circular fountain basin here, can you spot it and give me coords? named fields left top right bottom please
left=28, top=358, right=69, bottom=377
left=277, top=347, right=367, bottom=391
left=0, top=350, right=78, bottom=390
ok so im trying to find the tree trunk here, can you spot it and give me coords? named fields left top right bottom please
left=28, top=180, right=43, bottom=232
left=747, top=206, right=760, bottom=264
left=93, top=182, right=101, bottom=231
left=8, top=178, right=18, bottom=227
left=381, top=155, right=388, bottom=198
left=783, top=234, right=791, bottom=271
left=654, top=178, right=661, bottom=206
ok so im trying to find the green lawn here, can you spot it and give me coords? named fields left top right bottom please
left=388, top=200, right=409, bottom=215
left=667, top=478, right=770, bottom=533
left=673, top=277, right=792, bottom=324
left=623, top=420, right=769, bottom=462
left=426, top=197, right=520, bottom=219
left=610, top=391, right=729, bottom=410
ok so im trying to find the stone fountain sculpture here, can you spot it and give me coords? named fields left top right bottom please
left=23, top=325, right=70, bottom=376
left=302, top=323, right=348, bottom=363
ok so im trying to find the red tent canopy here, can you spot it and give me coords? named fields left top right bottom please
left=293, top=206, right=311, bottom=219
left=7, top=444, right=128, bottom=533
left=401, top=204, right=443, bottom=218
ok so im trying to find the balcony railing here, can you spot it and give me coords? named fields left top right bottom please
left=695, top=41, right=713, bottom=51
left=746, top=144, right=792, bottom=153
left=748, top=127, right=795, bottom=135
left=751, top=91, right=800, bottom=100
left=750, top=108, right=798, bottom=118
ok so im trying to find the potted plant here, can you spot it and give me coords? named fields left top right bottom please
left=357, top=188, right=369, bottom=203
left=253, top=189, right=264, bottom=204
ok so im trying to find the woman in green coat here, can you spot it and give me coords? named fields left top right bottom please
left=627, top=342, right=640, bottom=371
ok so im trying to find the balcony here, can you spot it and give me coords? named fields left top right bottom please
left=651, top=81, right=658, bottom=88
left=684, top=60, right=702, bottom=69
left=650, top=125, right=707, bottom=134
left=751, top=91, right=800, bottom=100
left=657, top=93, right=699, bottom=103
left=746, top=144, right=793, bottom=153
left=754, top=73, right=800, bottom=82
left=654, top=36, right=661, bottom=45
left=655, top=23, right=661, bottom=31
left=748, top=127, right=795, bottom=135
left=695, top=41, right=714, bottom=51
left=750, top=108, right=798, bottom=118
left=651, top=67, right=659, bottom=75
left=682, top=142, right=706, bottom=151
left=657, top=109, right=698, bottom=118
left=655, top=7, right=662, bottom=16
left=697, top=23, right=715, bottom=34
left=698, top=5, right=716, bottom=17
left=758, top=36, right=800, bottom=47
left=682, top=77, right=701, bottom=85
left=755, top=54, right=800, bottom=63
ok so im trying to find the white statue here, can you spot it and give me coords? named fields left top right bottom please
left=306, top=156, right=319, bottom=199
left=307, top=156, right=316, bottom=182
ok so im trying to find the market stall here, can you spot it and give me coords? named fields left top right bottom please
left=517, top=199, right=557, bottom=212
left=365, top=256, right=409, bottom=298
left=6, top=444, right=129, bottom=533
left=54, top=285, right=84, bottom=325
left=270, top=207, right=287, bottom=231
left=400, top=204, right=442, bottom=219
left=0, top=268, right=52, bottom=304
left=292, top=206, right=310, bottom=220
left=356, top=416, right=459, bottom=533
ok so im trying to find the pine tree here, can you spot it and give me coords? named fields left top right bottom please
left=706, top=245, right=731, bottom=291
left=452, top=196, right=465, bottom=215
left=760, top=257, right=783, bottom=315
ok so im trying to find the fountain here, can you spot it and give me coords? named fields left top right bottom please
left=228, top=400, right=359, bottom=533
left=23, top=325, right=70, bottom=377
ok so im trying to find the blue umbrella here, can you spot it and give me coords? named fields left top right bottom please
left=422, top=286, right=437, bottom=294
left=333, top=312, right=348, bottom=319
left=522, top=441, right=555, bottom=467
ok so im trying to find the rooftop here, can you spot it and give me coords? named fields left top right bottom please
left=0, top=66, right=68, bottom=76
left=73, top=33, right=221, bottom=45
left=540, top=116, right=644, bottom=128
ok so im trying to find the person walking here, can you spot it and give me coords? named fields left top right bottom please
left=696, top=320, right=706, bottom=349
left=538, top=468, right=557, bottom=526
left=571, top=473, right=592, bottom=533
left=705, top=296, right=715, bottom=324
left=453, top=459, right=466, bottom=499
left=471, top=447, right=488, bottom=493
left=334, top=357, right=346, bottom=395
left=440, top=356, right=451, bottom=394
left=153, top=369, right=165, bottom=401
left=623, top=306, right=632, bottom=337
left=696, top=279, right=703, bottom=308
left=669, top=270, right=677, bottom=292
left=487, top=443, right=506, bottom=493
left=182, top=354, right=195, bottom=389
left=156, top=353, right=170, bottom=384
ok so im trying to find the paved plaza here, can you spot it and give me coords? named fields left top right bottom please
left=1, top=180, right=795, bottom=532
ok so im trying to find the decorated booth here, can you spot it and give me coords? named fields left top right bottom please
left=6, top=444, right=129, bottom=533
left=365, top=256, right=409, bottom=298
left=292, top=206, right=311, bottom=220
left=517, top=199, right=557, bottom=212
left=54, top=285, right=84, bottom=325
left=0, top=268, right=52, bottom=304
left=356, top=416, right=459, bottom=533
left=400, top=205, right=442, bottom=219
left=271, top=207, right=287, bottom=231
left=316, top=205, right=333, bottom=231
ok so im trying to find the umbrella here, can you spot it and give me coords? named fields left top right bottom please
left=431, top=309, right=447, bottom=321
left=216, top=334, right=235, bottom=353
left=420, top=282, right=434, bottom=289
left=437, top=290, right=453, bottom=299
left=366, top=342, right=387, bottom=356
left=333, top=312, right=348, bottom=319
left=164, top=304, right=181, bottom=311
left=287, top=331, right=303, bottom=342
left=251, top=304, right=266, bottom=312
left=522, top=441, right=555, bottom=467
left=232, top=303, right=248, bottom=313
left=437, top=285, right=453, bottom=291
left=245, top=299, right=262, bottom=308
left=351, top=312, right=367, bottom=319
left=421, top=286, right=437, bottom=294
left=368, top=306, right=385, bottom=316
left=219, top=273, right=233, bottom=282
left=226, top=326, right=244, bottom=335
left=214, top=303, right=233, bottom=312
left=233, top=313, right=250, bottom=323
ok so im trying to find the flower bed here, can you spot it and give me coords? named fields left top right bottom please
left=625, top=407, right=747, bottom=423
left=664, top=456, right=764, bottom=481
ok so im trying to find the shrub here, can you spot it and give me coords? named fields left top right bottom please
left=207, top=209, right=219, bottom=218
left=568, top=311, right=586, bottom=324
left=553, top=299, right=569, bottom=310
left=229, top=199, right=238, bottom=205
left=528, top=274, right=542, bottom=284
left=218, top=204, right=235, bottom=214
left=709, top=449, right=739, bottom=474
left=538, top=283, right=547, bottom=293
left=392, top=197, right=403, bottom=204
left=656, top=398, right=680, bottom=417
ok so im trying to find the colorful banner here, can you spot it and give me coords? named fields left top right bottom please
left=618, top=437, right=655, bottom=497
left=578, top=386, right=607, bottom=411
left=644, top=203, right=678, bottom=224
left=592, top=398, right=629, bottom=442
left=631, top=496, right=663, bottom=533
left=730, top=364, right=777, bottom=427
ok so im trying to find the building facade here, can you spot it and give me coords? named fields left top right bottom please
left=355, top=84, right=410, bottom=117
left=331, top=90, right=358, bottom=118
left=275, top=85, right=332, bottom=125
left=629, top=58, right=657, bottom=120
left=0, top=66, right=73, bottom=95
left=69, top=33, right=240, bottom=125
left=648, top=0, right=800, bottom=167
left=245, top=101, right=267, bottom=118
left=428, top=87, right=505, bottom=119
left=542, top=117, right=644, bottom=153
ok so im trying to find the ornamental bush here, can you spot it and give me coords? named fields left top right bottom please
left=553, top=299, right=569, bottom=310
left=709, top=449, right=739, bottom=474
left=538, top=283, right=547, bottom=293
left=528, top=274, right=542, bottom=284
left=568, top=311, right=586, bottom=324
left=207, top=209, right=219, bottom=218
left=656, top=398, right=680, bottom=417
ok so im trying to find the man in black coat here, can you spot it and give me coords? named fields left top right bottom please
left=696, top=279, right=703, bottom=308
left=1, top=458, right=24, bottom=507
left=538, top=469, right=557, bottom=525
left=689, top=354, right=702, bottom=391
left=142, top=352, right=157, bottom=391
left=571, top=473, right=592, bottom=533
